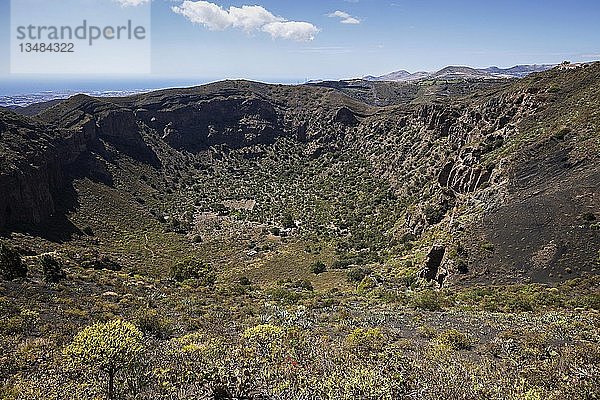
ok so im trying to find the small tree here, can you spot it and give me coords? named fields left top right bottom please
left=0, top=241, right=26, bottom=280
left=310, top=261, right=326, bottom=275
left=64, top=320, right=144, bottom=400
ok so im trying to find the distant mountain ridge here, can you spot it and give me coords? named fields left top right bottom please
left=481, top=64, right=557, bottom=77
left=364, top=64, right=555, bottom=81
left=363, top=70, right=411, bottom=81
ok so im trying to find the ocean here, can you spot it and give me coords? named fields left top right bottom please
left=0, top=77, right=305, bottom=108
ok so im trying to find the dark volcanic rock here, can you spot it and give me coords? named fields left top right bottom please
left=474, top=139, right=600, bottom=283
left=420, top=245, right=446, bottom=282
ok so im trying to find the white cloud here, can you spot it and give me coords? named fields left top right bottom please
left=262, top=21, right=319, bottom=41
left=230, top=5, right=283, bottom=31
left=114, top=0, right=149, bottom=6
left=172, top=1, right=319, bottom=41
left=172, top=1, right=232, bottom=30
left=330, top=11, right=350, bottom=19
left=340, top=16, right=360, bottom=24
left=328, top=10, right=361, bottom=24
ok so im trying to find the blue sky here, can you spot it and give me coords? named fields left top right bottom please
left=1, top=0, right=600, bottom=88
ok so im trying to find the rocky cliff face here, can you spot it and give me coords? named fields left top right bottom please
left=0, top=110, right=98, bottom=228
left=137, top=97, right=285, bottom=151
left=335, top=64, right=600, bottom=283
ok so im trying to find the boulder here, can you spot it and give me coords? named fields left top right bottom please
left=420, top=245, right=446, bottom=283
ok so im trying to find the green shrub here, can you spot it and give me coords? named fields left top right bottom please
left=397, top=267, right=419, bottom=288
left=568, top=294, right=600, bottom=310
left=243, top=324, right=284, bottom=344
left=39, top=254, right=66, bottom=283
left=437, top=329, right=472, bottom=350
left=0, top=241, right=26, bottom=280
left=411, top=290, right=447, bottom=311
left=345, top=327, right=384, bottom=353
left=266, top=287, right=302, bottom=304
left=424, top=204, right=446, bottom=224
left=64, top=320, right=144, bottom=400
left=553, top=126, right=570, bottom=139
left=0, top=308, right=38, bottom=335
left=506, top=294, right=534, bottom=312
left=243, top=324, right=286, bottom=359
left=456, top=287, right=501, bottom=311
left=417, top=325, right=437, bottom=339
left=170, top=259, right=216, bottom=286
left=547, top=85, right=561, bottom=93
left=310, top=261, right=326, bottom=275
left=133, top=308, right=172, bottom=338
left=332, top=257, right=366, bottom=270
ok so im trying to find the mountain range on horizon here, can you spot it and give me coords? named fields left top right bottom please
left=363, top=64, right=557, bottom=82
